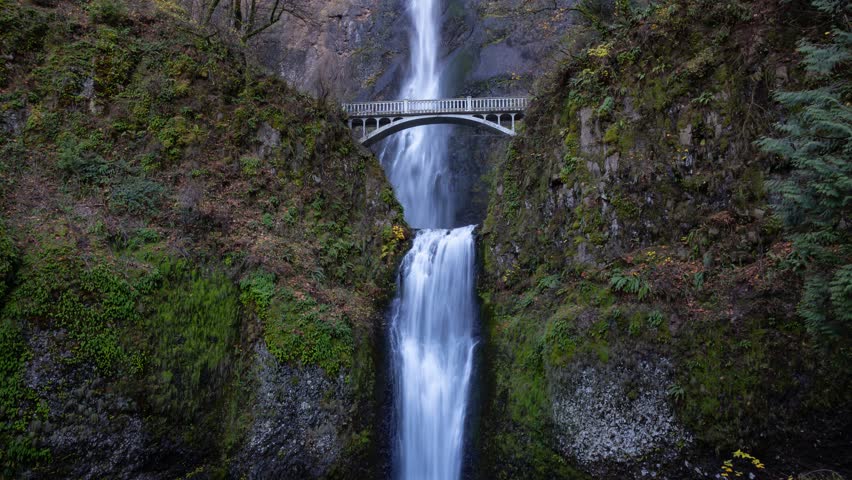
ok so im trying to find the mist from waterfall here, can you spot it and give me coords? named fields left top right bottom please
left=379, top=1, right=478, bottom=479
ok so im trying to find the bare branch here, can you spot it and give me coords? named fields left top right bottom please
left=241, top=0, right=310, bottom=41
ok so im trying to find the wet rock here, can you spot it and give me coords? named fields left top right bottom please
left=257, top=122, right=282, bottom=158
left=1, top=107, right=28, bottom=136
left=80, top=77, right=95, bottom=100
left=679, top=124, right=692, bottom=146
left=580, top=108, right=598, bottom=154
left=231, top=343, right=354, bottom=479
left=604, top=154, right=619, bottom=177
left=22, top=331, right=151, bottom=479
left=623, top=96, right=642, bottom=121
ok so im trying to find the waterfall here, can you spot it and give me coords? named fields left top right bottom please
left=389, top=227, right=476, bottom=480
left=379, top=1, right=478, bottom=479
left=380, top=0, right=453, bottom=229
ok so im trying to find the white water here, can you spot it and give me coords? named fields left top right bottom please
left=390, top=227, right=476, bottom=480
left=380, top=0, right=453, bottom=229
left=380, top=1, right=477, bottom=479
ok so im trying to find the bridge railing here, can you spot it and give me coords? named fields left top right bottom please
left=342, top=97, right=528, bottom=116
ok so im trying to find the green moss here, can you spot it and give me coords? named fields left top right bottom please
left=380, top=186, right=396, bottom=206
left=88, top=0, right=129, bottom=27
left=54, top=265, right=141, bottom=374
left=574, top=202, right=608, bottom=246
left=56, top=130, right=110, bottom=185
left=301, top=120, right=324, bottom=157
left=32, top=38, right=97, bottom=106
left=676, top=321, right=773, bottom=448
left=544, top=315, right=579, bottom=366
left=736, top=166, right=765, bottom=205
left=603, top=122, right=620, bottom=144
left=611, top=193, right=640, bottom=220
left=151, top=114, right=201, bottom=161
left=617, top=125, right=636, bottom=152
left=316, top=221, right=359, bottom=283
left=265, top=289, right=354, bottom=375
left=4, top=244, right=140, bottom=374
left=496, top=314, right=549, bottom=429
left=644, top=78, right=669, bottom=111
left=486, top=432, right=591, bottom=480
left=559, top=155, right=578, bottom=184
left=93, top=26, right=138, bottom=98
left=0, top=0, right=50, bottom=87
left=143, top=259, right=240, bottom=420
left=572, top=280, right=615, bottom=308
left=680, top=173, right=710, bottom=192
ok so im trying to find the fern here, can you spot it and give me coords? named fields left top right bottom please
left=757, top=2, right=851, bottom=345
left=536, top=274, right=560, bottom=291
left=610, top=270, right=652, bottom=300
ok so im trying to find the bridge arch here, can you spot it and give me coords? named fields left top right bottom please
left=358, top=114, right=519, bottom=147
left=343, top=97, right=529, bottom=146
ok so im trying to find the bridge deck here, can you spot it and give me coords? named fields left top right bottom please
left=342, top=97, right=528, bottom=117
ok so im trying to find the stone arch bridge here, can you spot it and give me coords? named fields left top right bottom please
left=342, top=97, right=528, bottom=146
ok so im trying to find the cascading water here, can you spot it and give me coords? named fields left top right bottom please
left=380, top=0, right=453, bottom=229
left=380, top=1, right=477, bottom=479
left=389, top=228, right=476, bottom=480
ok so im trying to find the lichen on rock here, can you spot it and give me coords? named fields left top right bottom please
left=550, top=358, right=690, bottom=470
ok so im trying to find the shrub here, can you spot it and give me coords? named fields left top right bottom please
left=93, top=26, right=137, bottom=97
left=56, top=132, right=109, bottom=185
left=150, top=115, right=200, bottom=161
left=240, top=156, right=261, bottom=176
left=110, top=176, right=165, bottom=214
left=88, top=0, right=128, bottom=27
left=647, top=310, right=664, bottom=329
left=609, top=269, right=652, bottom=300
left=240, top=270, right=276, bottom=313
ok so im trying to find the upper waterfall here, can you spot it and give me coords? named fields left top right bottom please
left=380, top=0, right=453, bottom=229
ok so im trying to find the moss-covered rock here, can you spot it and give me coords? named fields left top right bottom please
left=0, top=1, right=405, bottom=478
left=478, top=0, right=850, bottom=477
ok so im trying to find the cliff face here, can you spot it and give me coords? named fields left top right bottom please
left=477, top=0, right=850, bottom=478
left=212, top=0, right=408, bottom=100
left=0, top=1, right=407, bottom=477
left=211, top=0, right=575, bottom=100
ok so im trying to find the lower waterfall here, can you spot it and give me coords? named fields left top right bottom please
left=389, top=226, right=477, bottom=480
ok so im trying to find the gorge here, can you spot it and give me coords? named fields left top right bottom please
left=0, top=0, right=850, bottom=479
